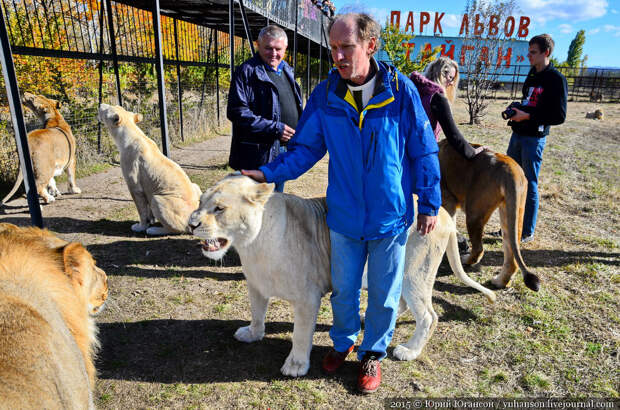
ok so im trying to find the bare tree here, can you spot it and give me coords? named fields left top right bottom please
left=460, top=0, right=517, bottom=124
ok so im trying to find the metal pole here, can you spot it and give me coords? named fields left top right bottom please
left=229, top=0, right=234, bottom=80
left=97, top=0, right=105, bottom=153
left=174, top=19, right=184, bottom=142
left=215, top=30, right=220, bottom=126
left=238, top=0, right=255, bottom=54
left=105, top=0, right=122, bottom=105
left=152, top=0, right=170, bottom=156
left=306, top=37, right=310, bottom=102
left=293, top=0, right=298, bottom=73
left=319, top=15, right=323, bottom=82
left=0, top=5, right=43, bottom=227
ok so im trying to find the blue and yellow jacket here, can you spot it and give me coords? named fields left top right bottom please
left=261, top=61, right=441, bottom=241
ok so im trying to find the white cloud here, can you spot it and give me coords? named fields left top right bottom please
left=612, top=9, right=618, bottom=14
left=589, top=28, right=601, bottom=34
left=558, top=24, right=573, bottom=34
left=599, top=24, right=620, bottom=37
left=517, top=0, right=608, bottom=23
left=442, top=13, right=460, bottom=29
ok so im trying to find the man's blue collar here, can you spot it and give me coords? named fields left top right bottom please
left=263, top=60, right=284, bottom=75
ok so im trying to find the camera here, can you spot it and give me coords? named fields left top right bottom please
left=501, top=102, right=522, bottom=120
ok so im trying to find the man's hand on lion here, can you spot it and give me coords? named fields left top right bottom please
left=241, top=169, right=267, bottom=183
left=417, top=214, right=437, bottom=236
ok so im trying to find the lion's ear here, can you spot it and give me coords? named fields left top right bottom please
left=62, top=242, right=90, bottom=286
left=245, top=182, right=275, bottom=205
left=134, top=113, right=143, bottom=123
left=56, top=100, right=62, bottom=109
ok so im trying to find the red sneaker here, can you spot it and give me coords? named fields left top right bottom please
left=358, top=353, right=381, bottom=394
left=321, top=345, right=354, bottom=374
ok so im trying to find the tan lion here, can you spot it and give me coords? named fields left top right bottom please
left=0, top=223, right=108, bottom=409
left=98, top=103, right=202, bottom=235
left=188, top=174, right=494, bottom=376
left=439, top=140, right=540, bottom=291
left=1, top=92, right=81, bottom=206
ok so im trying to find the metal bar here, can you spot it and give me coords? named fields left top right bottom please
left=78, top=0, right=93, bottom=53
left=319, top=14, right=322, bottom=81
left=105, top=0, right=122, bottom=105
left=56, top=0, right=75, bottom=50
left=31, top=0, right=47, bottom=48
left=112, top=2, right=124, bottom=56
left=152, top=0, right=170, bottom=156
left=97, top=0, right=105, bottom=153
left=174, top=18, right=184, bottom=142
left=229, top=0, right=234, bottom=78
left=215, top=29, right=220, bottom=126
left=6, top=0, right=23, bottom=45
left=0, top=4, right=43, bottom=227
left=38, top=0, right=54, bottom=49
left=293, top=0, right=298, bottom=73
left=86, top=0, right=98, bottom=53
left=199, top=28, right=212, bottom=118
left=306, top=37, right=310, bottom=102
left=20, top=0, right=37, bottom=47
left=238, top=0, right=254, bottom=54
left=71, top=0, right=87, bottom=52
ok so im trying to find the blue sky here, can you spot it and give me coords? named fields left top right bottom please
left=332, top=0, right=620, bottom=68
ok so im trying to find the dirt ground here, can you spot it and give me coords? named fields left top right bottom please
left=1, top=100, right=618, bottom=409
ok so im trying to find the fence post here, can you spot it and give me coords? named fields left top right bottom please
left=306, top=37, right=310, bottom=102
left=0, top=4, right=43, bottom=227
left=152, top=0, right=170, bottom=156
left=591, top=69, right=599, bottom=101
left=319, top=14, right=323, bottom=82
left=97, top=0, right=105, bottom=153
left=105, top=0, right=122, bottom=105
left=238, top=0, right=255, bottom=54
left=215, top=30, right=220, bottom=126
left=174, top=18, right=184, bottom=142
left=293, top=0, right=298, bottom=73
left=229, top=0, right=234, bottom=81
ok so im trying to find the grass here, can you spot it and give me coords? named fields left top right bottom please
left=3, top=99, right=618, bottom=407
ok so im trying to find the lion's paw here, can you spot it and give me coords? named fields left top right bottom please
left=70, top=187, right=82, bottom=194
left=491, top=274, right=510, bottom=289
left=393, top=344, right=420, bottom=361
left=131, top=223, right=148, bottom=233
left=234, top=325, right=264, bottom=343
left=281, top=353, right=309, bottom=377
left=43, top=194, right=55, bottom=204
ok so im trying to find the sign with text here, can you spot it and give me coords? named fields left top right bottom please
left=376, top=36, right=530, bottom=82
left=390, top=11, right=532, bottom=38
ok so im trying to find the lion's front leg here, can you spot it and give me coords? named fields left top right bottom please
left=281, top=295, right=321, bottom=377
left=234, top=283, right=268, bottom=343
left=128, top=189, right=150, bottom=232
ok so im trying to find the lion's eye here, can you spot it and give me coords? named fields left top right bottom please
left=214, top=206, right=225, bottom=213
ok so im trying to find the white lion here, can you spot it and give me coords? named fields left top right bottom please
left=98, top=103, right=201, bottom=235
left=189, top=174, right=494, bottom=376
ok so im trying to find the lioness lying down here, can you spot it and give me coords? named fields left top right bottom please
left=189, top=174, right=495, bottom=376
left=0, top=223, right=108, bottom=409
left=1, top=92, right=81, bottom=206
left=98, top=103, right=202, bottom=235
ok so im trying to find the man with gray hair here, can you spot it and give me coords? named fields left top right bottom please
left=242, top=13, right=440, bottom=393
left=227, top=25, right=302, bottom=192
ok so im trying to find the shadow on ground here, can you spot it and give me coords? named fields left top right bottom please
left=97, top=319, right=331, bottom=384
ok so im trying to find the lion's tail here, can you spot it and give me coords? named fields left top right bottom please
left=1, top=168, right=23, bottom=206
left=446, top=229, right=496, bottom=303
left=502, top=168, right=540, bottom=292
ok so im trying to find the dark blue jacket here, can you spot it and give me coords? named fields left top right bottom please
left=261, top=61, right=441, bottom=241
left=227, top=55, right=303, bottom=170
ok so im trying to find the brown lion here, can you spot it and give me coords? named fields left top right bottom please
left=438, top=140, right=540, bottom=291
left=1, top=93, right=81, bottom=206
left=0, top=223, right=108, bottom=409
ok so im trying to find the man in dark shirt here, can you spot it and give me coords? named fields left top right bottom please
left=227, top=25, right=303, bottom=192
left=502, top=33, right=567, bottom=243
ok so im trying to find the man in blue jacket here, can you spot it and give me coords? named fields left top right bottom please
left=227, top=25, right=303, bottom=192
left=243, top=13, right=441, bottom=393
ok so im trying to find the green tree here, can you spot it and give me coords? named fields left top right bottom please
left=566, top=30, right=586, bottom=68
left=380, top=24, right=439, bottom=75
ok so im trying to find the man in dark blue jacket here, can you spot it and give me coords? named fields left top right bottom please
left=243, top=13, right=441, bottom=394
left=227, top=25, right=303, bottom=192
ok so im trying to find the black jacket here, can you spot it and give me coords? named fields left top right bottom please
left=510, top=63, right=567, bottom=137
left=227, top=55, right=303, bottom=170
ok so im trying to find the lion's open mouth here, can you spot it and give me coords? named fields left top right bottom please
left=201, top=238, right=229, bottom=252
